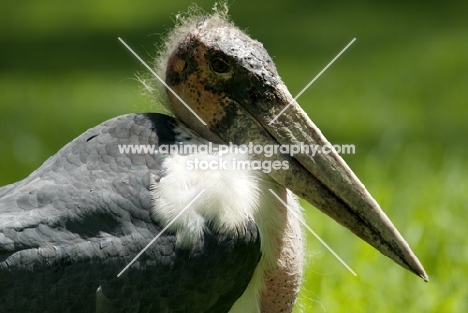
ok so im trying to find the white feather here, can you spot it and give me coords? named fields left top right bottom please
left=150, top=143, right=303, bottom=312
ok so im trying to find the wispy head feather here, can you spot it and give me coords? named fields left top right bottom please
left=140, top=2, right=235, bottom=114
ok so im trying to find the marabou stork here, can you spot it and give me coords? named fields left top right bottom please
left=0, top=8, right=427, bottom=313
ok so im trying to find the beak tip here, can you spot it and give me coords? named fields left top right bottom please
left=419, top=272, right=429, bottom=283
left=406, top=254, right=428, bottom=282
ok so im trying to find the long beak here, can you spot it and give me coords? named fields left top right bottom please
left=209, top=83, right=428, bottom=281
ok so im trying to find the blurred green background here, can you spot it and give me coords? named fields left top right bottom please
left=1, top=0, right=467, bottom=312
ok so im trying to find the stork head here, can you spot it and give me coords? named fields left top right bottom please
left=158, top=8, right=428, bottom=281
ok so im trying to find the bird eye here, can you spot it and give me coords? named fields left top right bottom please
left=210, top=57, right=231, bottom=74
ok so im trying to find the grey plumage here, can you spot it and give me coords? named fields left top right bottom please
left=0, top=113, right=261, bottom=313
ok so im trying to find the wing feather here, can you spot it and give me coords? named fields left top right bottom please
left=0, top=114, right=261, bottom=313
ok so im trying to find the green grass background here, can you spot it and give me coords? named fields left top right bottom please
left=1, top=0, right=467, bottom=312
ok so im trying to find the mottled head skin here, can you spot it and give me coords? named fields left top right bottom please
left=165, top=18, right=282, bottom=143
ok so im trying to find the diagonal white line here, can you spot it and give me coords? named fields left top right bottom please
left=268, top=189, right=357, bottom=276
left=269, top=38, right=356, bottom=125
left=117, top=189, right=207, bottom=277
left=118, top=37, right=207, bottom=126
